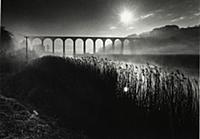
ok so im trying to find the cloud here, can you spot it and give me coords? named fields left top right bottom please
left=194, top=12, right=200, bottom=16
left=133, top=13, right=155, bottom=22
left=171, top=16, right=185, bottom=22
left=109, top=26, right=117, bottom=30
left=167, top=13, right=173, bottom=17
left=140, top=13, right=154, bottom=19
left=127, top=26, right=135, bottom=30
left=155, top=9, right=164, bottom=13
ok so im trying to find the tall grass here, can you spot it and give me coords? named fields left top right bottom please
left=79, top=56, right=198, bottom=113
left=78, top=56, right=199, bottom=138
left=1, top=55, right=199, bottom=138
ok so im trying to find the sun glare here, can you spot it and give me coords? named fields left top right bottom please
left=120, top=9, right=133, bottom=25
left=123, top=86, right=129, bottom=92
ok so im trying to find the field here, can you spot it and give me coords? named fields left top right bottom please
left=100, top=54, right=199, bottom=78
left=0, top=54, right=199, bottom=139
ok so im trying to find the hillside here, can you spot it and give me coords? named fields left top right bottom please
left=1, top=56, right=198, bottom=138
left=123, top=25, right=200, bottom=54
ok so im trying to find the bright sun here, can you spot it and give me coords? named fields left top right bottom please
left=120, top=9, right=133, bottom=25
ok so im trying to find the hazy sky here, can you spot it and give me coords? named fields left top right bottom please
left=2, top=0, right=200, bottom=37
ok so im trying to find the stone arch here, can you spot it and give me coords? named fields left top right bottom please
left=26, top=38, right=32, bottom=51
left=54, top=38, right=63, bottom=56
left=114, top=39, right=122, bottom=54
left=123, top=39, right=130, bottom=46
left=65, top=38, right=74, bottom=57
left=123, top=39, right=130, bottom=54
left=85, top=39, right=94, bottom=54
left=43, top=38, right=53, bottom=52
left=75, top=38, right=84, bottom=54
left=31, top=38, right=42, bottom=46
left=105, top=39, right=113, bottom=54
left=95, top=39, right=103, bottom=54
left=31, top=38, right=44, bottom=52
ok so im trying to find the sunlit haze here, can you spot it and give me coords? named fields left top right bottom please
left=2, top=0, right=200, bottom=39
left=119, top=9, right=133, bottom=25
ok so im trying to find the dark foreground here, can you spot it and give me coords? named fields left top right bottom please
left=0, top=55, right=199, bottom=139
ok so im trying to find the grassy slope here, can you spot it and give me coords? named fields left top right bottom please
left=0, top=55, right=199, bottom=139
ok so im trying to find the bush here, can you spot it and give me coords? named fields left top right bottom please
left=1, top=56, right=118, bottom=133
left=1, top=55, right=199, bottom=138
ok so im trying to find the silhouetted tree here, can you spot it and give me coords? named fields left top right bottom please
left=0, top=26, right=14, bottom=55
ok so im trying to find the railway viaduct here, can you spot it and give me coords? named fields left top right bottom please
left=25, top=36, right=140, bottom=58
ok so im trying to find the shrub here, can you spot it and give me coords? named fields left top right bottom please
left=1, top=56, right=118, bottom=133
left=1, top=55, right=199, bottom=138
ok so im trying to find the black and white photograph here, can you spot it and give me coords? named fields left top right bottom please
left=0, top=0, right=199, bottom=138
